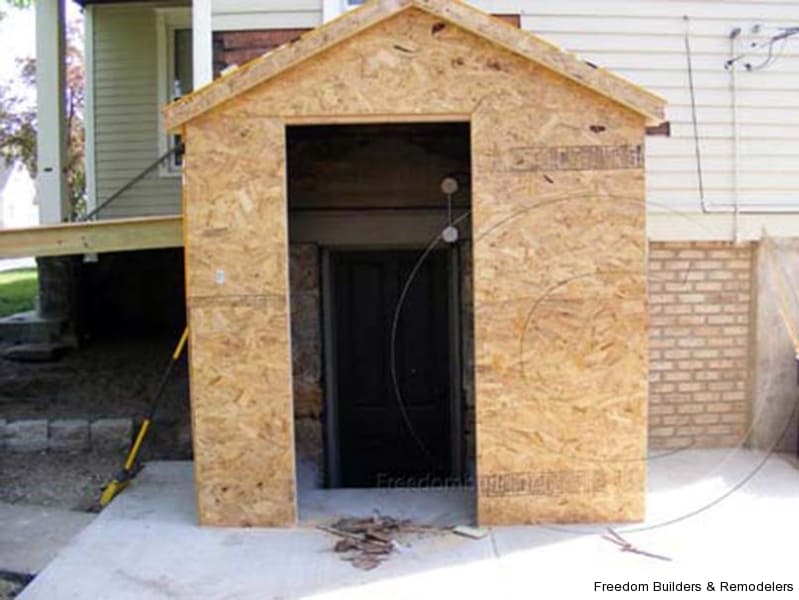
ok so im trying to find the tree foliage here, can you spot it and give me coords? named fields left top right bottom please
left=0, top=12, right=85, bottom=218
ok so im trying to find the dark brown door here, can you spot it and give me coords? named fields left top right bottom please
left=331, top=250, right=452, bottom=487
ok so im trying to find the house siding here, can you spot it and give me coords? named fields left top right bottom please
left=518, top=0, right=799, bottom=215
left=91, top=0, right=799, bottom=221
left=93, top=4, right=182, bottom=219
left=212, top=0, right=322, bottom=31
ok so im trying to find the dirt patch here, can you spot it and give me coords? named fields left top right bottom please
left=0, top=572, right=32, bottom=600
left=0, top=337, right=189, bottom=421
left=0, top=452, right=120, bottom=512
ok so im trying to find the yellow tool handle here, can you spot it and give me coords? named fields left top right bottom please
left=173, top=328, right=189, bottom=360
left=123, top=419, right=151, bottom=472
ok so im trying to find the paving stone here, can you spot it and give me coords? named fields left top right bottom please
left=6, top=420, right=48, bottom=453
left=2, top=342, right=70, bottom=363
left=90, top=419, right=132, bottom=452
left=48, top=419, right=90, bottom=452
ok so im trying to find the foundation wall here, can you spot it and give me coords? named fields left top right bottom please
left=184, top=8, right=649, bottom=526
left=751, top=238, right=799, bottom=453
left=289, top=244, right=324, bottom=485
left=647, top=242, right=752, bottom=449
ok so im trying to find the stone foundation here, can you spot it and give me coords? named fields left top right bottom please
left=289, top=244, right=324, bottom=485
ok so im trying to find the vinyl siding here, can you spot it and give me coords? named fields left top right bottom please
left=90, top=0, right=799, bottom=222
left=212, top=0, right=322, bottom=31
left=208, top=0, right=799, bottom=217
left=93, top=4, right=182, bottom=219
left=516, top=0, right=799, bottom=213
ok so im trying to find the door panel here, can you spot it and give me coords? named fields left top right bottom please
left=332, top=250, right=452, bottom=487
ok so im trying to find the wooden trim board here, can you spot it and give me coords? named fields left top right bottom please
left=0, top=215, right=183, bottom=259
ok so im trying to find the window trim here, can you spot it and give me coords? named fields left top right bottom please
left=156, top=7, right=192, bottom=177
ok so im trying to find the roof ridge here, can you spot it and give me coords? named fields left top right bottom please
left=163, top=0, right=665, bottom=130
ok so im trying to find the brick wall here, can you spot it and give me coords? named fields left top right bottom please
left=213, top=29, right=309, bottom=77
left=648, top=242, right=753, bottom=449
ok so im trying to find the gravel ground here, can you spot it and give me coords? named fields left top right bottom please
left=0, top=337, right=192, bottom=598
left=0, top=452, right=120, bottom=513
left=0, top=337, right=189, bottom=421
left=0, top=337, right=189, bottom=512
left=0, top=573, right=31, bottom=600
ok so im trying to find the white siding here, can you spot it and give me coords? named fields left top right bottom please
left=93, top=5, right=181, bottom=218
left=90, top=0, right=799, bottom=233
left=212, top=0, right=322, bottom=31
left=516, top=0, right=799, bottom=216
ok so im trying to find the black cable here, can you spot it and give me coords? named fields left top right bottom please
left=79, top=145, right=180, bottom=223
left=683, top=16, right=707, bottom=213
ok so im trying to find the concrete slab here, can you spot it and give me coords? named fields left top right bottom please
left=19, top=450, right=799, bottom=599
left=0, top=502, right=95, bottom=574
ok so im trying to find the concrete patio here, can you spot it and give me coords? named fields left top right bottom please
left=19, top=449, right=799, bottom=599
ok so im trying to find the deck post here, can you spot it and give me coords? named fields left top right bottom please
left=193, top=0, right=212, bottom=87
left=35, top=0, right=69, bottom=224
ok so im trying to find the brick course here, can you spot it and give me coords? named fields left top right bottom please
left=213, top=29, right=310, bottom=77
left=648, top=242, right=752, bottom=449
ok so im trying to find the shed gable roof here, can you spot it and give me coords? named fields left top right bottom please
left=163, top=0, right=665, bottom=131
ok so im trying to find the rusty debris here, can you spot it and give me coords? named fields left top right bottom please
left=318, top=514, right=443, bottom=570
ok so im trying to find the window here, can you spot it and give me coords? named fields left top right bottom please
left=344, top=0, right=365, bottom=8
left=157, top=9, right=193, bottom=175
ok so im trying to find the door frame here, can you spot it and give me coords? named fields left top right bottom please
left=321, top=246, right=464, bottom=488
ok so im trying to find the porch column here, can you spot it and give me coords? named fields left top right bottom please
left=193, top=0, right=213, bottom=86
left=35, top=0, right=68, bottom=224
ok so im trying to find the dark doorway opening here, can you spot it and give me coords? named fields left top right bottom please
left=285, top=121, right=473, bottom=492
left=330, top=249, right=454, bottom=487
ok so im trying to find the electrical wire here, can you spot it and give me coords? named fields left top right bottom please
left=726, top=27, right=799, bottom=71
left=683, top=17, right=707, bottom=213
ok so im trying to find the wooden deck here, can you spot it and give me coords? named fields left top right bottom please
left=0, top=215, right=183, bottom=259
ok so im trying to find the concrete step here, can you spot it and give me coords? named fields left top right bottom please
left=2, top=342, right=70, bottom=363
left=0, top=311, right=65, bottom=344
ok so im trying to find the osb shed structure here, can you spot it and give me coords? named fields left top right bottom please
left=163, top=0, right=665, bottom=527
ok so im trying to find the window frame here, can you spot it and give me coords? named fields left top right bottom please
left=156, top=7, right=192, bottom=177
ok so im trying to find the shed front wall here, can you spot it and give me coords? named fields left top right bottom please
left=183, top=8, right=648, bottom=526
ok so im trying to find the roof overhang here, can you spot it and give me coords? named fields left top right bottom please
left=163, top=0, right=666, bottom=132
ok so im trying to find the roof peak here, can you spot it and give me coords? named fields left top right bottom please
left=163, top=0, right=664, bottom=131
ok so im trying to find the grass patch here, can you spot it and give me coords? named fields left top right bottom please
left=0, top=268, right=38, bottom=317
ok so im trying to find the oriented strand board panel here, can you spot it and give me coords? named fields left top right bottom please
left=183, top=117, right=296, bottom=526
left=182, top=6, right=653, bottom=526
left=164, top=0, right=664, bottom=130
